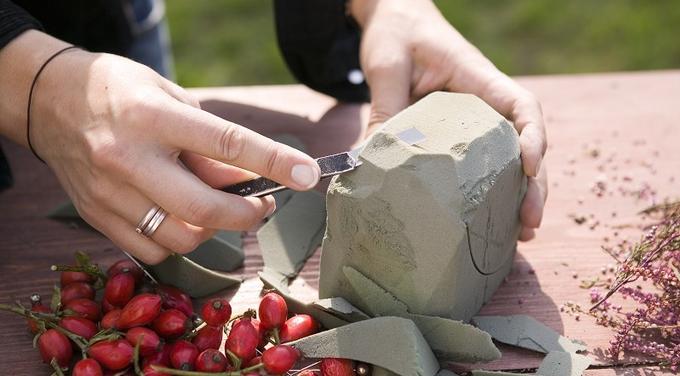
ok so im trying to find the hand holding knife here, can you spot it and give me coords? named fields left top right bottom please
left=221, top=127, right=426, bottom=197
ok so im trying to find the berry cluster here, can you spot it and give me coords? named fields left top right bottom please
left=0, top=253, right=368, bottom=376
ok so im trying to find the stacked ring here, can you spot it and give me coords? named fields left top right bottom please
left=136, top=205, right=167, bottom=237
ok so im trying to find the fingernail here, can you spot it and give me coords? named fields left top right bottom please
left=265, top=203, right=276, bottom=218
left=291, top=164, right=319, bottom=189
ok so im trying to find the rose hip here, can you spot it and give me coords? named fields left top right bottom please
left=251, top=318, right=267, bottom=349
left=38, top=329, right=72, bottom=367
left=263, top=345, right=300, bottom=374
left=104, top=272, right=135, bottom=306
left=152, top=309, right=190, bottom=339
left=280, top=314, right=319, bottom=343
left=192, top=325, right=223, bottom=352
left=117, top=293, right=161, bottom=329
left=195, top=348, right=228, bottom=372
left=88, top=339, right=134, bottom=371
left=201, top=298, right=232, bottom=327
left=73, top=358, right=103, bottom=376
left=107, top=259, right=144, bottom=284
left=142, top=343, right=172, bottom=368
left=101, top=298, right=118, bottom=313
left=245, top=355, right=261, bottom=367
left=61, top=271, right=94, bottom=286
left=125, top=327, right=161, bottom=356
left=60, top=316, right=98, bottom=340
left=27, top=294, right=51, bottom=334
left=101, top=308, right=122, bottom=329
left=170, top=340, right=199, bottom=370
left=157, top=285, right=193, bottom=317
left=61, top=282, right=95, bottom=305
left=225, top=317, right=259, bottom=362
left=320, top=358, right=355, bottom=376
left=299, top=371, right=321, bottom=376
left=258, top=292, right=288, bottom=330
left=141, top=364, right=170, bottom=376
left=65, top=298, right=101, bottom=321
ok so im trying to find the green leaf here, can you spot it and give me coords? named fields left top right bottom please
left=75, top=251, right=91, bottom=267
left=50, top=285, right=61, bottom=312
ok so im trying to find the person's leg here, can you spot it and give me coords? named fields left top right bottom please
left=124, top=0, right=175, bottom=80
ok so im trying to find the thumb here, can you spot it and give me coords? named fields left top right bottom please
left=364, top=55, right=412, bottom=131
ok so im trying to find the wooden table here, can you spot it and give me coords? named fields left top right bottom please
left=1, top=70, right=678, bottom=375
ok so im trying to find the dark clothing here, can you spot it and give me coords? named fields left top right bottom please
left=274, top=0, right=368, bottom=103
left=0, top=0, right=367, bottom=191
left=0, top=0, right=135, bottom=54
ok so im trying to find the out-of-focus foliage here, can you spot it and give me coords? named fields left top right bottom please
left=166, top=0, right=680, bottom=87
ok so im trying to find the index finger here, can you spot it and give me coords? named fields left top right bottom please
left=159, top=102, right=321, bottom=191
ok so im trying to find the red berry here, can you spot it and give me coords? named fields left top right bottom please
left=117, top=293, right=162, bottom=329
left=37, top=329, right=73, bottom=367
left=152, top=309, right=190, bottom=339
left=263, top=345, right=300, bottom=374
left=225, top=317, right=259, bottom=362
left=245, top=355, right=262, bottom=367
left=61, top=271, right=94, bottom=286
left=299, top=371, right=321, bottom=376
left=104, top=272, right=135, bottom=306
left=280, top=314, right=319, bottom=343
left=251, top=318, right=267, bottom=349
left=258, top=292, right=288, bottom=330
left=107, top=259, right=144, bottom=284
left=320, top=358, right=355, bottom=376
left=65, top=298, right=101, bottom=321
left=201, top=298, right=232, bottom=327
left=195, top=349, right=228, bottom=372
left=142, top=343, right=172, bottom=368
left=125, top=327, right=161, bottom=356
left=102, top=298, right=118, bottom=313
left=60, top=316, right=98, bottom=340
left=170, top=340, right=199, bottom=370
left=27, top=294, right=51, bottom=334
left=156, top=285, right=193, bottom=317
left=73, top=358, right=103, bottom=376
left=61, top=282, right=95, bottom=305
left=88, top=339, right=134, bottom=371
left=192, top=325, right=223, bottom=352
left=141, top=364, right=170, bottom=376
left=101, top=309, right=122, bottom=329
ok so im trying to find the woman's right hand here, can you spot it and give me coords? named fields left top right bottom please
left=0, top=31, right=321, bottom=264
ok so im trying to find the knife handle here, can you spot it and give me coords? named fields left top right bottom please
left=221, top=176, right=285, bottom=198
left=221, top=152, right=356, bottom=197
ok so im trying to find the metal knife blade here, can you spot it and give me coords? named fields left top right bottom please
left=221, top=127, right=426, bottom=197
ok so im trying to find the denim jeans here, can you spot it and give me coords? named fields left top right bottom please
left=125, top=0, right=175, bottom=80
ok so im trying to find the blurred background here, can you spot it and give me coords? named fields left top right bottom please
left=166, top=0, right=680, bottom=88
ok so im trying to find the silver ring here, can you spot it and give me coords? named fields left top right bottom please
left=143, top=208, right=167, bottom=237
left=135, top=205, right=160, bottom=234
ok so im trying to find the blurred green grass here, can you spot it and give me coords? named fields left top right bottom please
left=166, top=0, right=680, bottom=87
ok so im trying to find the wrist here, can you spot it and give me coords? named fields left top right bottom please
left=0, top=30, right=73, bottom=146
left=349, top=0, right=435, bottom=29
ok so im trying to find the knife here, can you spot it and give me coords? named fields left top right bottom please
left=221, top=127, right=426, bottom=197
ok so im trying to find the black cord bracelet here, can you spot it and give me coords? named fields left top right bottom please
left=26, top=45, right=80, bottom=163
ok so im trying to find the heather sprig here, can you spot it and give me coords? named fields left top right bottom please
left=586, top=200, right=680, bottom=371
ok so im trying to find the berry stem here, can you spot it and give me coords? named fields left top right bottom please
left=271, top=327, right=280, bottom=345
left=49, top=358, right=65, bottom=376
left=152, top=363, right=263, bottom=375
left=0, top=302, right=89, bottom=354
left=133, top=337, right=142, bottom=375
left=225, top=349, right=241, bottom=370
left=50, top=264, right=107, bottom=286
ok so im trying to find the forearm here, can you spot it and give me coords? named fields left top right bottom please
left=0, top=29, right=72, bottom=146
